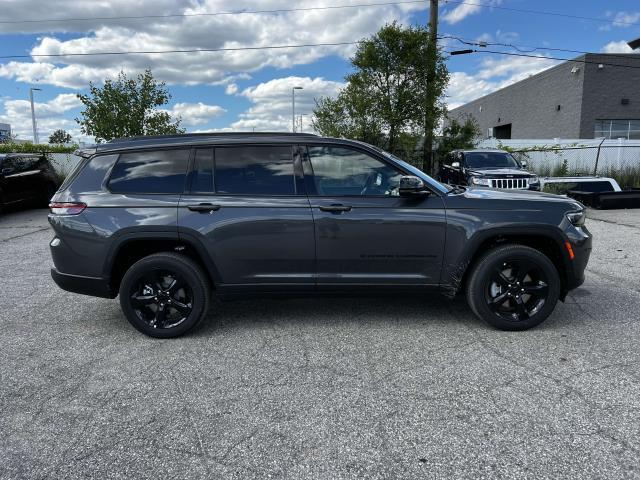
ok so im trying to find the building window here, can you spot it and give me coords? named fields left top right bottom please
left=594, top=119, right=640, bottom=140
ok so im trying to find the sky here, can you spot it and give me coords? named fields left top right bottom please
left=0, top=0, right=639, bottom=143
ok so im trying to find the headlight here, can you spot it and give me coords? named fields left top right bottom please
left=566, top=210, right=585, bottom=226
left=529, top=175, right=539, bottom=184
left=471, top=176, right=490, bottom=186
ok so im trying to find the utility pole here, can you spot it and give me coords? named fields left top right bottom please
left=29, top=87, right=42, bottom=144
left=423, top=0, right=439, bottom=173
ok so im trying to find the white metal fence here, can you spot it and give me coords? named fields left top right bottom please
left=478, top=138, right=640, bottom=174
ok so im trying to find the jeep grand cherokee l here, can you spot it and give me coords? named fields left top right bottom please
left=48, top=133, right=591, bottom=338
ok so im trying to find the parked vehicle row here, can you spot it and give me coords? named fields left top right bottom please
left=0, top=153, right=59, bottom=210
left=48, top=133, right=592, bottom=337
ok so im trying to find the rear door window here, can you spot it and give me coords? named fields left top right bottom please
left=214, top=146, right=294, bottom=195
left=108, top=149, right=190, bottom=194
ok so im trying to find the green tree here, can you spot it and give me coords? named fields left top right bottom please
left=48, top=129, right=72, bottom=144
left=312, top=22, right=448, bottom=160
left=76, top=70, right=184, bottom=142
left=436, top=116, right=480, bottom=157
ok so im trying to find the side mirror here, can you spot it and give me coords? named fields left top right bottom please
left=521, top=160, right=528, bottom=168
left=451, top=161, right=460, bottom=169
left=399, top=175, right=429, bottom=196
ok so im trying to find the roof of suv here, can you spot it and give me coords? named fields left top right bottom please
left=81, top=132, right=322, bottom=156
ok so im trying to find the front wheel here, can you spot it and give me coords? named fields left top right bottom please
left=119, top=253, right=211, bottom=338
left=465, top=244, right=561, bottom=331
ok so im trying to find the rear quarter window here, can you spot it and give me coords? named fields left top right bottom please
left=108, top=149, right=190, bottom=194
left=62, top=154, right=118, bottom=193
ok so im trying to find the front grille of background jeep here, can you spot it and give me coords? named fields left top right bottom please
left=490, top=178, right=529, bottom=189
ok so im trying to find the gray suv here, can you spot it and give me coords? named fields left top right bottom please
left=48, top=133, right=592, bottom=337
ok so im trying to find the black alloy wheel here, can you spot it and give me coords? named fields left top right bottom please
left=466, top=244, right=561, bottom=331
left=485, top=259, right=549, bottom=322
left=119, top=252, right=211, bottom=338
left=130, top=271, right=194, bottom=330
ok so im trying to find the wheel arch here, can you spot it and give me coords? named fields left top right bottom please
left=105, top=232, right=221, bottom=294
left=444, top=225, right=570, bottom=299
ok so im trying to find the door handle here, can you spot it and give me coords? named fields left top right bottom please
left=187, top=203, right=221, bottom=213
left=319, top=204, right=352, bottom=213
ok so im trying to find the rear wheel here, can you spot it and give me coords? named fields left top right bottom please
left=466, top=244, right=561, bottom=331
left=119, top=253, right=211, bottom=338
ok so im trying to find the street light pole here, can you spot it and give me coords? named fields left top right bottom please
left=29, top=87, right=42, bottom=144
left=423, top=0, right=439, bottom=173
left=292, top=86, right=303, bottom=132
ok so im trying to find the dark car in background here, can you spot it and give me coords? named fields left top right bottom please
left=438, top=149, right=540, bottom=191
left=0, top=153, right=59, bottom=210
left=48, top=133, right=591, bottom=338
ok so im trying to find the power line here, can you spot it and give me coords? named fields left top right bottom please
left=443, top=0, right=640, bottom=27
left=4, top=36, right=638, bottom=72
left=440, top=34, right=640, bottom=63
left=453, top=49, right=640, bottom=71
left=0, top=0, right=427, bottom=25
left=0, top=41, right=360, bottom=60
left=1, top=0, right=637, bottom=29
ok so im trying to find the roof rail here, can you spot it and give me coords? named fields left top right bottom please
left=107, top=132, right=318, bottom=143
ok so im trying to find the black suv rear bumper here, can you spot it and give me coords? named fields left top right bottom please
left=51, top=269, right=114, bottom=298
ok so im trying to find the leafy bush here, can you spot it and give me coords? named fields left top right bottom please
left=0, top=142, right=77, bottom=154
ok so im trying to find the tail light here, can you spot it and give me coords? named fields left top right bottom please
left=49, top=202, right=87, bottom=215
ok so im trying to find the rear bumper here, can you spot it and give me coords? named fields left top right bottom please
left=51, top=268, right=115, bottom=298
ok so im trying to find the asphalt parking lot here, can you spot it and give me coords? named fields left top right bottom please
left=1, top=208, right=640, bottom=479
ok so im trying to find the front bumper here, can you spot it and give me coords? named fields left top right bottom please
left=51, top=268, right=114, bottom=298
left=564, top=225, right=592, bottom=291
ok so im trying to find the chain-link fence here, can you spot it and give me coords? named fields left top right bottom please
left=46, top=152, right=82, bottom=178
left=509, top=146, right=640, bottom=188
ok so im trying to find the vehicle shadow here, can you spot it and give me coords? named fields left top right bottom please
left=191, top=294, right=486, bottom=337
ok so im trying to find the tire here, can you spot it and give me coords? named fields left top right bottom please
left=465, top=244, right=561, bottom=331
left=119, top=253, right=211, bottom=338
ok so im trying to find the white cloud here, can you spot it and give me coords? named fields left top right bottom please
left=601, top=41, right=634, bottom=54
left=446, top=55, right=557, bottom=108
left=162, top=102, right=226, bottom=126
left=0, top=94, right=82, bottom=142
left=600, top=11, right=640, bottom=30
left=225, top=83, right=239, bottom=95
left=0, top=1, right=423, bottom=89
left=442, top=0, right=502, bottom=24
left=228, top=76, right=344, bottom=132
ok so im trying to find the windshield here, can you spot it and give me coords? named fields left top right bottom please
left=381, top=151, right=450, bottom=194
left=465, top=152, right=520, bottom=169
